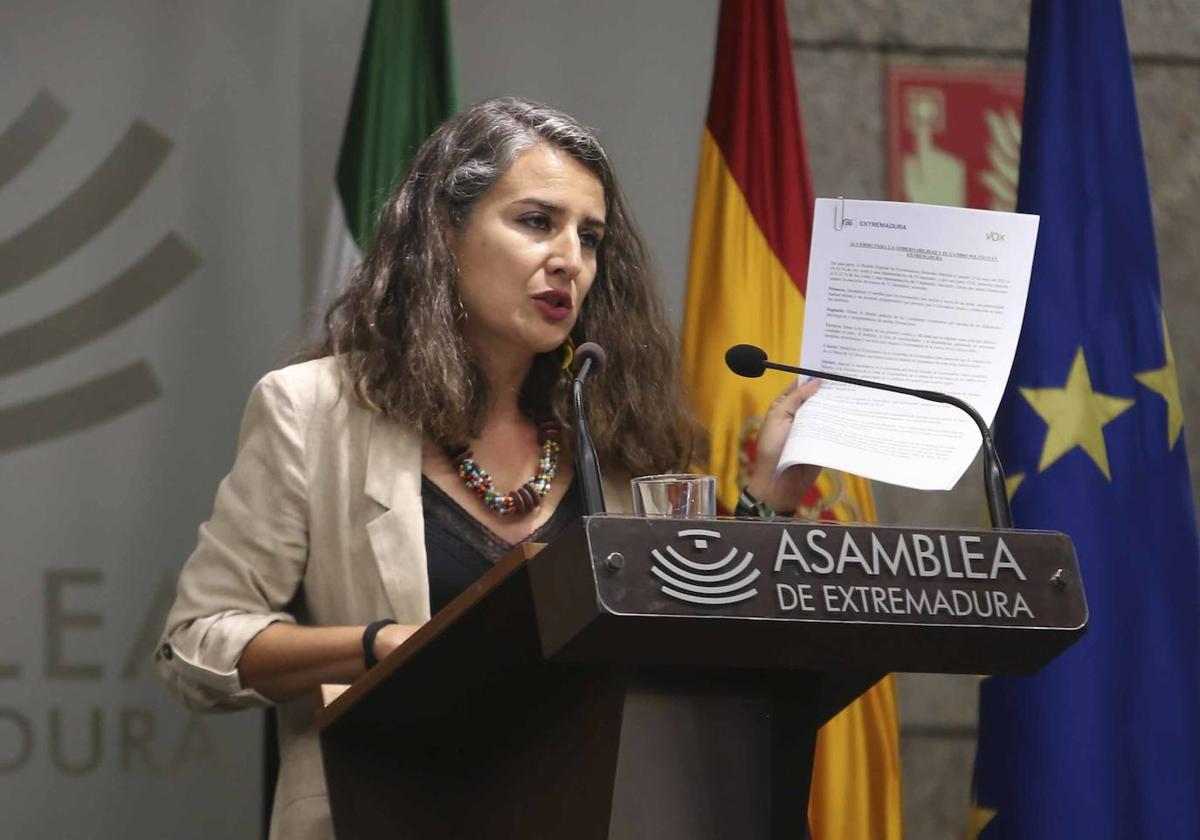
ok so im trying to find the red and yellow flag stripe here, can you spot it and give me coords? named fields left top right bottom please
left=680, top=2, right=902, bottom=837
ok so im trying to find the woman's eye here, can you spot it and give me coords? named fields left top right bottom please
left=519, top=213, right=551, bottom=230
left=580, top=230, right=602, bottom=250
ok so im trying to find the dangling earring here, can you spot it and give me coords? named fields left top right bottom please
left=560, top=336, right=576, bottom=371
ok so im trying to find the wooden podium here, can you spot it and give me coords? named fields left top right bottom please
left=317, top=516, right=1087, bottom=839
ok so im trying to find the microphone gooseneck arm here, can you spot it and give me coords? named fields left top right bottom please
left=730, top=345, right=1013, bottom=529
left=572, top=351, right=607, bottom=516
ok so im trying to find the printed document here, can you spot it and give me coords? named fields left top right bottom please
left=780, top=198, right=1039, bottom=490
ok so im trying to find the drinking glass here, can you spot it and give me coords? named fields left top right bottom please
left=630, top=474, right=717, bottom=518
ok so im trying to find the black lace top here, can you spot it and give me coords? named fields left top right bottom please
left=421, top=476, right=583, bottom=614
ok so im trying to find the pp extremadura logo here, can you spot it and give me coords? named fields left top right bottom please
left=650, top=528, right=760, bottom=605
left=0, top=90, right=197, bottom=453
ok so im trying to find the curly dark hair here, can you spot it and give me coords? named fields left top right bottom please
left=304, top=97, right=693, bottom=477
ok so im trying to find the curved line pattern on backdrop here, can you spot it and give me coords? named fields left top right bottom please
left=0, top=119, right=170, bottom=295
left=0, top=362, right=161, bottom=453
left=0, top=91, right=197, bottom=453
left=0, top=235, right=198, bottom=377
left=0, top=90, right=67, bottom=190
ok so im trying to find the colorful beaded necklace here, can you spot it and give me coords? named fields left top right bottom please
left=449, top=419, right=562, bottom=516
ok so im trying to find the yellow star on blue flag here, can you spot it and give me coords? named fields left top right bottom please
left=1020, top=347, right=1133, bottom=479
left=1134, top=319, right=1185, bottom=450
left=967, top=796, right=997, bottom=840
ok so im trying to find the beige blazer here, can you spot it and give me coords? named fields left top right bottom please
left=157, top=357, right=632, bottom=840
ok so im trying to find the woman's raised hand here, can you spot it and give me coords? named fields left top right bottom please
left=746, top=378, right=822, bottom=515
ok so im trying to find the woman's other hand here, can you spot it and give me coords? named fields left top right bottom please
left=238, top=621, right=421, bottom=704
left=747, top=378, right=822, bottom=514
left=373, top=622, right=419, bottom=664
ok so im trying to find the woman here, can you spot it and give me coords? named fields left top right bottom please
left=157, top=97, right=819, bottom=840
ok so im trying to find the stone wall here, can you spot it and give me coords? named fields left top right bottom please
left=784, top=1, right=1200, bottom=836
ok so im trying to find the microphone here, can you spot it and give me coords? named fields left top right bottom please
left=572, top=341, right=607, bottom=381
left=571, top=342, right=607, bottom=515
left=725, top=344, right=770, bottom=378
left=725, top=343, right=1013, bottom=529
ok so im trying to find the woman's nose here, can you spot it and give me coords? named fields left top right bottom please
left=547, top=229, right=584, bottom=278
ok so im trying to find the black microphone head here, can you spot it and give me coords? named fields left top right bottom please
left=572, top=342, right=607, bottom=377
left=725, top=344, right=767, bottom=378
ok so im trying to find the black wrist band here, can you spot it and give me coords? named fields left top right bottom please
left=362, top=619, right=398, bottom=670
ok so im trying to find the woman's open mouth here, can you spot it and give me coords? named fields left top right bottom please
left=531, top=289, right=572, bottom=321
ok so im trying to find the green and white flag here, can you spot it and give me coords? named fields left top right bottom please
left=313, top=0, right=456, bottom=331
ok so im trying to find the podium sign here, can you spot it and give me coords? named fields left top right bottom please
left=530, top=516, right=1086, bottom=674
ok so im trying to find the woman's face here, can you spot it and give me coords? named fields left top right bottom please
left=450, top=144, right=606, bottom=358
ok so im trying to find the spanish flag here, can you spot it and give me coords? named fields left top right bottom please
left=680, top=2, right=902, bottom=837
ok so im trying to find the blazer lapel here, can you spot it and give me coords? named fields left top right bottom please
left=363, top=412, right=431, bottom=623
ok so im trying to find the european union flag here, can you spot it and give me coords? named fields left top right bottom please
left=972, top=1, right=1200, bottom=837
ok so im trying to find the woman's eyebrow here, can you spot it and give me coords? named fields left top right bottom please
left=513, top=197, right=606, bottom=229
